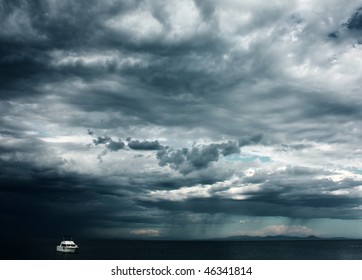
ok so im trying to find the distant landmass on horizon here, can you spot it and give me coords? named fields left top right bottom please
left=121, top=235, right=352, bottom=241
left=215, top=235, right=350, bottom=241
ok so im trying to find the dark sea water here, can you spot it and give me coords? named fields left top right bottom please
left=1, top=239, right=362, bottom=260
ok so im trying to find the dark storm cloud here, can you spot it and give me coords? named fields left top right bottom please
left=141, top=195, right=361, bottom=221
left=157, top=141, right=240, bottom=175
left=304, top=96, right=362, bottom=118
left=93, top=136, right=125, bottom=151
left=89, top=131, right=240, bottom=172
left=141, top=167, right=362, bottom=220
left=0, top=122, right=154, bottom=238
left=0, top=150, right=169, bottom=238
left=0, top=0, right=139, bottom=48
left=346, top=7, right=362, bottom=30
left=107, top=140, right=126, bottom=151
left=0, top=0, right=142, bottom=100
left=0, top=134, right=236, bottom=238
left=2, top=0, right=352, bottom=144
left=0, top=0, right=243, bottom=135
left=238, top=134, right=263, bottom=147
left=128, top=139, right=163, bottom=150
left=93, top=136, right=112, bottom=145
left=328, top=6, right=362, bottom=41
left=0, top=1, right=79, bottom=97
left=91, top=133, right=164, bottom=152
left=2, top=0, right=362, bottom=239
left=218, top=141, right=241, bottom=156
left=0, top=145, right=101, bottom=237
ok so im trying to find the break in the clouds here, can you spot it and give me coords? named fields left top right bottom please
left=1, top=0, right=362, bottom=239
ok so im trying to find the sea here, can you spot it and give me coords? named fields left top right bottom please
left=1, top=239, right=362, bottom=260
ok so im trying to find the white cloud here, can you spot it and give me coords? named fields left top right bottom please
left=163, top=0, right=204, bottom=41
left=146, top=176, right=261, bottom=201
left=105, top=7, right=163, bottom=41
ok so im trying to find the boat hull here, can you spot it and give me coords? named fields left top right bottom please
left=56, top=246, right=78, bottom=253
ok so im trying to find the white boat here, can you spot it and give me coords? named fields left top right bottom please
left=56, top=237, right=79, bottom=253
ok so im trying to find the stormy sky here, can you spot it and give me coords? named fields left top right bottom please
left=1, top=0, right=362, bottom=239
